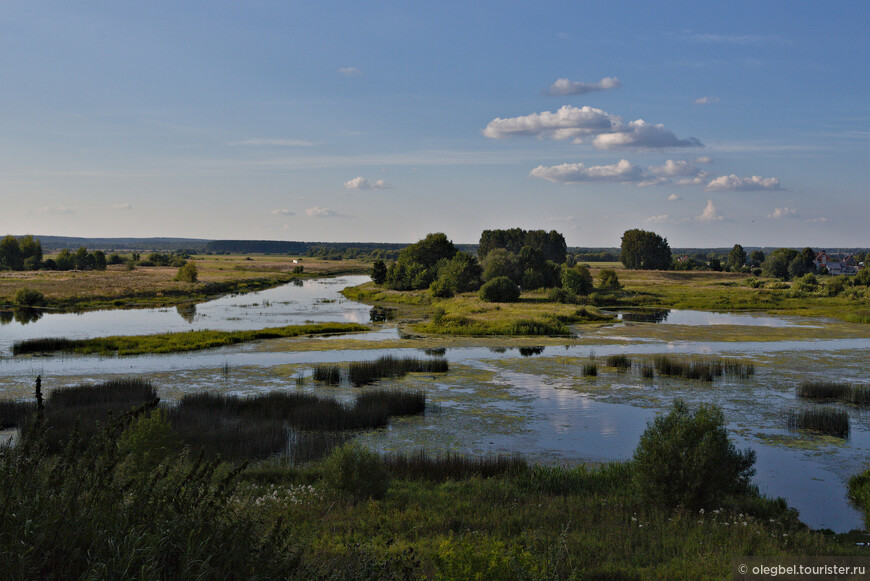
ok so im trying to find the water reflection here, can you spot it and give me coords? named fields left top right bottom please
left=176, top=304, right=197, bottom=324
left=369, top=306, right=396, bottom=322
left=518, top=346, right=545, bottom=357
left=619, top=310, right=670, bottom=323
left=0, top=309, right=44, bottom=325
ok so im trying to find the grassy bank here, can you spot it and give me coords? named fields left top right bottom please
left=0, top=254, right=371, bottom=312
left=13, top=322, right=369, bottom=356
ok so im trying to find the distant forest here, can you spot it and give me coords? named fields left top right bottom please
left=12, top=236, right=870, bottom=262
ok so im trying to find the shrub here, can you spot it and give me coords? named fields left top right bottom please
left=479, top=276, right=520, bottom=303
left=632, top=400, right=756, bottom=510
left=561, top=264, right=594, bottom=295
left=13, top=287, right=45, bottom=307
left=597, top=268, right=622, bottom=290
left=321, top=442, right=390, bottom=501
left=174, top=261, right=198, bottom=282
left=546, top=287, right=577, bottom=304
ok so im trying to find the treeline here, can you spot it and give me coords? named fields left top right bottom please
left=371, top=228, right=619, bottom=303
left=0, top=235, right=43, bottom=271
left=205, top=240, right=310, bottom=254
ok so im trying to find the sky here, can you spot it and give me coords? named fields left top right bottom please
left=1, top=1, right=868, bottom=247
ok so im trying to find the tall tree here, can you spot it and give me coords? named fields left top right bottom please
left=620, top=229, right=672, bottom=270
left=726, top=244, right=747, bottom=271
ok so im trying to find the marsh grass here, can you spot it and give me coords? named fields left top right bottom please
left=0, top=401, right=36, bottom=429
left=787, top=408, right=850, bottom=439
left=12, top=322, right=370, bottom=356
left=383, top=451, right=528, bottom=482
left=582, top=363, right=598, bottom=377
left=605, top=354, right=632, bottom=371
left=639, top=362, right=655, bottom=379
left=798, top=381, right=870, bottom=407
left=653, top=355, right=755, bottom=382
left=314, top=356, right=448, bottom=386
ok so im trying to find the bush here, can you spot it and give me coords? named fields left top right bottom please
left=479, top=276, right=521, bottom=302
left=174, top=261, right=198, bottom=282
left=632, top=400, right=756, bottom=510
left=597, top=268, right=622, bottom=290
left=546, top=287, right=577, bottom=304
left=14, top=287, right=45, bottom=307
left=321, top=442, right=390, bottom=501
left=561, top=264, right=593, bottom=295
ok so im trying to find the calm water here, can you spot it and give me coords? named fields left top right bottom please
left=1, top=276, right=869, bottom=532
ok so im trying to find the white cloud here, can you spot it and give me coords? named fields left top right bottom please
left=693, top=96, right=720, bottom=105
left=306, top=206, right=337, bottom=217
left=697, top=199, right=723, bottom=221
left=668, top=193, right=681, bottom=201
left=231, top=138, right=315, bottom=147
left=112, top=203, right=132, bottom=210
left=545, top=77, right=621, bottom=96
left=705, top=174, right=782, bottom=191
left=484, top=106, right=702, bottom=149
left=483, top=105, right=614, bottom=141
left=343, top=176, right=393, bottom=190
left=644, top=214, right=671, bottom=224
left=651, top=159, right=700, bottom=177
left=593, top=119, right=703, bottom=150
left=270, top=209, right=294, bottom=216
left=337, top=67, right=362, bottom=76
left=695, top=156, right=713, bottom=164
left=37, top=206, right=75, bottom=215
left=529, top=159, right=647, bottom=184
left=806, top=217, right=829, bottom=223
left=767, top=207, right=798, bottom=219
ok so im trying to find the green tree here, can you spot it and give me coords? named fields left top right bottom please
left=386, top=233, right=457, bottom=290
left=174, top=261, right=198, bottom=283
left=479, top=276, right=521, bottom=302
left=632, top=400, right=756, bottom=510
left=55, top=249, right=74, bottom=271
left=481, top=248, right=520, bottom=284
left=620, top=229, right=672, bottom=270
left=762, top=248, right=799, bottom=280
left=370, top=259, right=387, bottom=285
left=726, top=244, right=747, bottom=271
left=561, top=264, right=593, bottom=295
left=74, top=247, right=94, bottom=271
left=19, top=235, right=42, bottom=270
left=0, top=235, right=23, bottom=270
left=749, top=250, right=765, bottom=265
left=598, top=268, right=622, bottom=290
left=432, top=252, right=482, bottom=296
left=92, top=250, right=107, bottom=271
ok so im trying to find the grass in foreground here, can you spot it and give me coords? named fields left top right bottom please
left=12, top=322, right=370, bottom=356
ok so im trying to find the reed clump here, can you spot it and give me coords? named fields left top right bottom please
left=797, top=381, right=870, bottom=407
left=582, top=363, right=598, bottom=377
left=786, top=408, right=849, bottom=439
left=605, top=354, right=631, bottom=372
left=313, top=356, right=448, bottom=386
left=652, top=355, right=754, bottom=382
left=383, top=451, right=528, bottom=482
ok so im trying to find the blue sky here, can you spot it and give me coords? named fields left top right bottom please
left=1, top=1, right=867, bottom=247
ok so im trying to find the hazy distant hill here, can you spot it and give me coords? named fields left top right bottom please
left=35, top=236, right=211, bottom=251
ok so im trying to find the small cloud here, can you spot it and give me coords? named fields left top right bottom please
left=270, top=209, right=294, bottom=216
left=37, top=206, right=75, bottom=215
left=593, top=119, right=703, bottom=150
left=695, top=156, right=712, bottom=164
left=767, top=207, right=798, bottom=219
left=697, top=199, right=724, bottom=221
left=644, top=214, right=671, bottom=224
left=668, top=193, right=681, bottom=201
left=337, top=67, right=362, bottom=76
left=529, top=159, right=648, bottom=184
left=112, top=203, right=132, bottom=210
left=344, top=176, right=393, bottom=190
left=544, top=76, right=621, bottom=96
left=693, top=96, right=720, bottom=105
left=230, top=138, right=315, bottom=147
left=306, top=206, right=338, bottom=217
left=705, top=174, right=783, bottom=191
left=806, top=217, right=829, bottom=223
left=650, top=159, right=701, bottom=177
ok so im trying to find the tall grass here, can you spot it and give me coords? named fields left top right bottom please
left=787, top=408, right=849, bottom=439
left=797, top=381, right=870, bottom=407
left=605, top=354, right=631, bottom=371
left=383, top=451, right=527, bottom=482
left=312, top=363, right=341, bottom=385
left=653, top=355, right=754, bottom=382
left=0, top=401, right=36, bottom=429
left=314, top=356, right=448, bottom=386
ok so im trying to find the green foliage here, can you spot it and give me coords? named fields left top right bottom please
left=0, top=234, right=43, bottom=271
left=321, top=442, right=391, bottom=501
left=749, top=249, right=766, bottom=265
left=561, top=264, right=594, bottom=295
left=481, top=248, right=521, bottom=283
left=386, top=233, right=458, bottom=290
left=849, top=467, right=870, bottom=528
left=13, top=287, right=45, bottom=307
left=479, top=276, right=521, bottom=302
left=726, top=244, right=747, bottom=271
left=597, top=268, right=622, bottom=290
left=632, top=400, right=756, bottom=510
left=620, top=229, right=672, bottom=270
left=824, top=276, right=847, bottom=296
left=478, top=228, right=567, bottom=263
left=546, top=287, right=578, bottom=304
left=762, top=248, right=799, bottom=280
left=371, top=258, right=388, bottom=284
left=431, top=251, right=483, bottom=296
left=792, top=273, right=818, bottom=293
left=116, top=408, right=182, bottom=476
left=174, top=261, right=198, bottom=282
